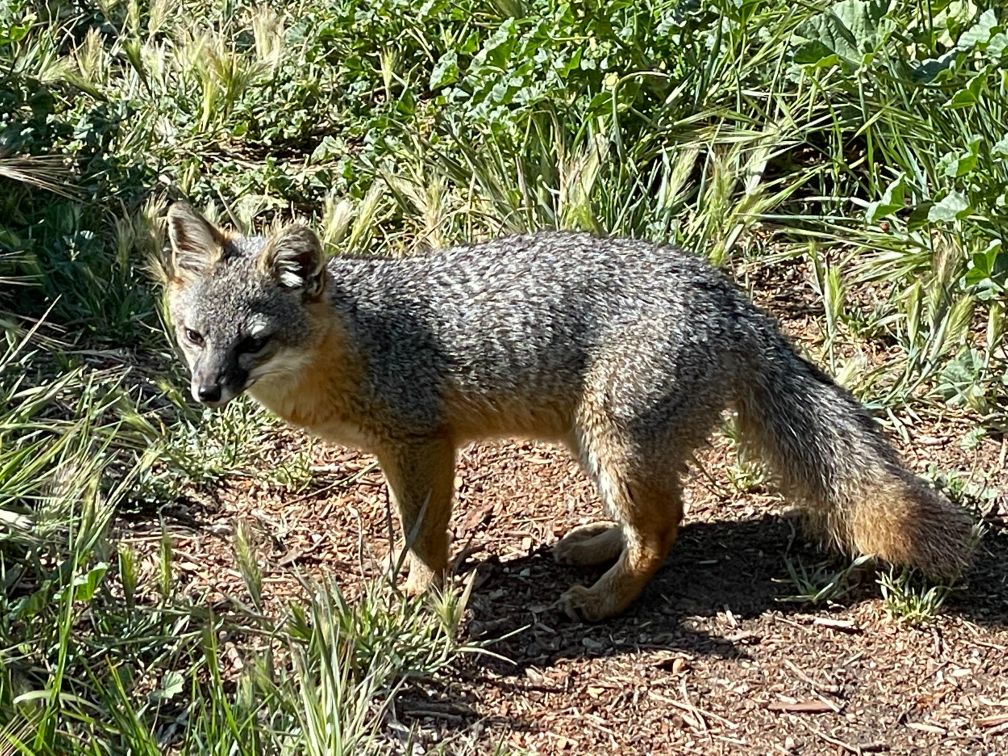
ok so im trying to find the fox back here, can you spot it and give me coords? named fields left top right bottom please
left=164, top=202, right=974, bottom=621
left=165, top=205, right=757, bottom=450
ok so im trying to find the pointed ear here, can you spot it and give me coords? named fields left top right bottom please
left=258, top=224, right=326, bottom=298
left=166, top=202, right=226, bottom=283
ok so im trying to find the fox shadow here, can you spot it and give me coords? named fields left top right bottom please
left=455, top=510, right=1008, bottom=673
left=390, top=510, right=1006, bottom=738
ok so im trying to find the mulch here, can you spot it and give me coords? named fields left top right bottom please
left=120, top=257, right=1008, bottom=755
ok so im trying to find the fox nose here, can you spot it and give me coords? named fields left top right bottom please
left=197, top=384, right=222, bottom=403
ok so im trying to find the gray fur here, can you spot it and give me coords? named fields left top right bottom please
left=166, top=210, right=975, bottom=618
left=323, top=233, right=752, bottom=435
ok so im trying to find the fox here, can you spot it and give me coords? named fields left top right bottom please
left=162, top=201, right=976, bottom=621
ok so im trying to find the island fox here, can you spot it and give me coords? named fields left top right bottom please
left=163, top=202, right=975, bottom=621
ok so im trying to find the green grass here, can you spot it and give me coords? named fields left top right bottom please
left=878, top=568, right=959, bottom=626
left=2, top=0, right=1006, bottom=751
left=0, top=407, right=476, bottom=753
left=777, top=554, right=875, bottom=606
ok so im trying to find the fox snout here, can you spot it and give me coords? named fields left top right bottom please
left=190, top=364, right=245, bottom=408
left=190, top=379, right=240, bottom=408
left=191, top=379, right=233, bottom=408
left=196, top=383, right=219, bottom=402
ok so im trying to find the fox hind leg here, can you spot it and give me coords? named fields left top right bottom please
left=552, top=521, right=623, bottom=566
left=559, top=428, right=686, bottom=621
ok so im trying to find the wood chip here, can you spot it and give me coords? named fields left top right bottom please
left=905, top=722, right=946, bottom=734
left=813, top=617, right=861, bottom=633
left=797, top=719, right=889, bottom=755
left=979, top=697, right=1008, bottom=708
left=524, top=667, right=545, bottom=684
left=277, top=541, right=323, bottom=567
left=768, top=698, right=840, bottom=713
left=784, top=659, right=841, bottom=694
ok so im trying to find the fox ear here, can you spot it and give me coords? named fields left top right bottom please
left=259, top=224, right=326, bottom=299
left=166, top=203, right=225, bottom=283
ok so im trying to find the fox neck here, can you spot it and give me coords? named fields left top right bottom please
left=247, top=307, right=365, bottom=435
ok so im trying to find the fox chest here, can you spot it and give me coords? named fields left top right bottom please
left=309, top=415, right=385, bottom=451
left=249, top=380, right=386, bottom=452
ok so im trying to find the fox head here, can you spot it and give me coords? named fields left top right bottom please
left=164, top=202, right=327, bottom=407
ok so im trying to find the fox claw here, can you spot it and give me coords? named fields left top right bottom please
left=557, top=584, right=599, bottom=622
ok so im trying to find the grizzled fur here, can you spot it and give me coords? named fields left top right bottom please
left=165, top=203, right=975, bottom=621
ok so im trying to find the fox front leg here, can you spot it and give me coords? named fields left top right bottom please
left=377, top=438, right=455, bottom=595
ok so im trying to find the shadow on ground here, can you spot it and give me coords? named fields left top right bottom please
left=391, top=512, right=1007, bottom=742
left=456, top=511, right=1008, bottom=674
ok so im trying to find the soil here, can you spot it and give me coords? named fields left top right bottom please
left=121, top=258, right=1008, bottom=755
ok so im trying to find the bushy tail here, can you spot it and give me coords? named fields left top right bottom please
left=736, top=329, right=975, bottom=580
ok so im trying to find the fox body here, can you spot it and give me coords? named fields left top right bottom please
left=165, top=203, right=974, bottom=620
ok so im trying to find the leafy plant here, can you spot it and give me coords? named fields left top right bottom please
left=878, top=568, right=958, bottom=625
left=1, top=0, right=1005, bottom=751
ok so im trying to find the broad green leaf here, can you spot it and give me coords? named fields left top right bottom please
left=988, top=31, right=1008, bottom=58
left=75, top=562, right=109, bottom=602
left=13, top=583, right=51, bottom=620
left=50, top=562, right=109, bottom=603
left=430, top=51, right=459, bottom=90
left=947, top=72, right=986, bottom=108
left=935, top=0, right=981, bottom=48
left=794, top=42, right=839, bottom=66
left=957, top=9, right=998, bottom=51
left=928, top=191, right=971, bottom=221
left=0, top=22, right=30, bottom=46
left=793, top=0, right=895, bottom=68
left=153, top=670, right=185, bottom=701
left=940, top=136, right=982, bottom=178
left=964, top=241, right=1008, bottom=296
left=993, top=133, right=1008, bottom=159
left=866, top=174, right=906, bottom=222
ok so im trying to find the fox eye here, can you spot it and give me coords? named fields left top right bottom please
left=238, top=333, right=270, bottom=354
left=184, top=327, right=205, bottom=347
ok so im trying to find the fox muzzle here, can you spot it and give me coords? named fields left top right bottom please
left=190, top=360, right=247, bottom=408
left=190, top=379, right=238, bottom=408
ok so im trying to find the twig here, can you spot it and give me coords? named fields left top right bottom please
left=401, top=708, right=465, bottom=723
left=813, top=616, right=862, bottom=633
left=905, top=722, right=946, bottom=735
left=284, top=460, right=380, bottom=509
left=662, top=696, right=738, bottom=730
left=277, top=539, right=325, bottom=567
left=978, top=714, right=1008, bottom=729
left=797, top=719, right=888, bottom=754
left=768, top=699, right=838, bottom=714
left=784, top=659, right=841, bottom=694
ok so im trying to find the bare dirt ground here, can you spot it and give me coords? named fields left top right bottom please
left=122, top=259, right=1008, bottom=754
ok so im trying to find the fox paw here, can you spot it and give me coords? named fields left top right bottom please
left=557, top=584, right=606, bottom=622
left=404, top=565, right=444, bottom=597
left=552, top=521, right=622, bottom=567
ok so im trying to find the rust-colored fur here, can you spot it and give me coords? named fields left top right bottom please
left=164, top=202, right=976, bottom=621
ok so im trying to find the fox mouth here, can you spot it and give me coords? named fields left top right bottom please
left=190, top=383, right=243, bottom=408
left=189, top=352, right=301, bottom=408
